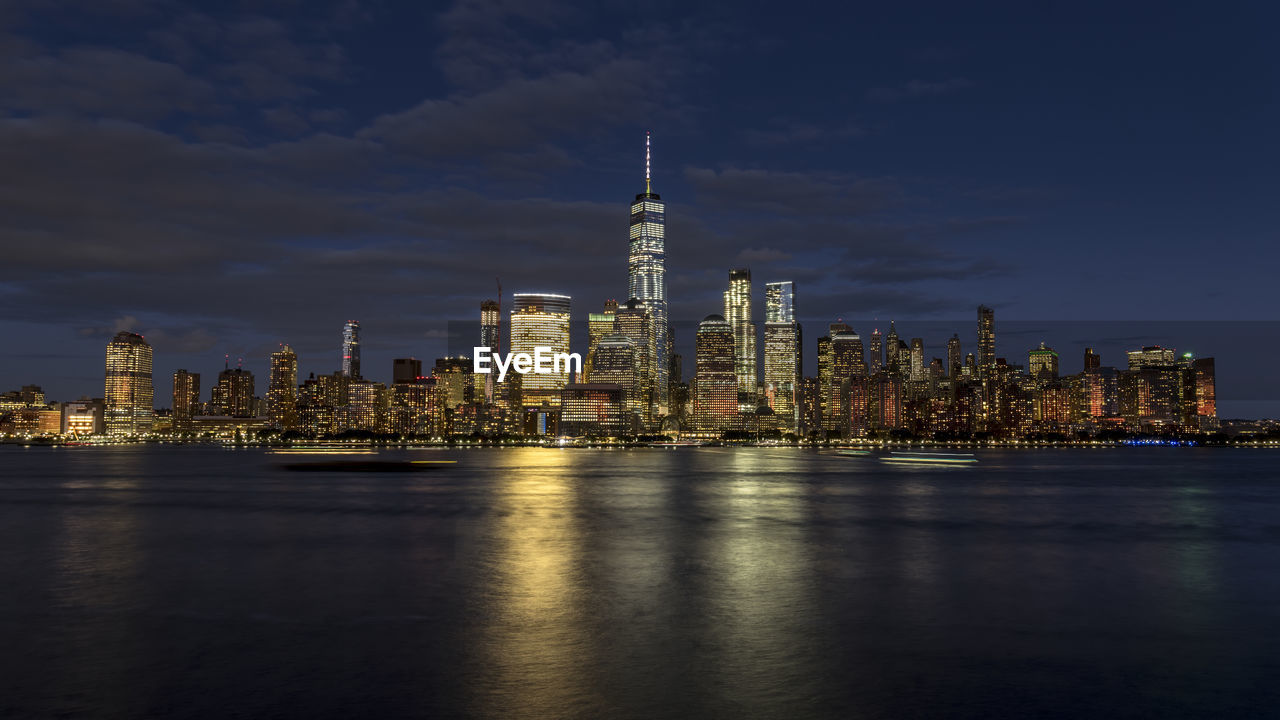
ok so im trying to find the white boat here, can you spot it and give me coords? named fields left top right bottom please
left=881, top=451, right=978, bottom=465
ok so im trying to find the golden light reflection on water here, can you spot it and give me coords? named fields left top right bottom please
left=470, top=449, right=598, bottom=718
left=695, top=451, right=820, bottom=709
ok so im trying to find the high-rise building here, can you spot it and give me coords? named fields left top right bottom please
left=342, top=320, right=361, bottom=378
left=1028, top=342, right=1059, bottom=379
left=344, top=379, right=386, bottom=432
left=590, top=334, right=640, bottom=423
left=763, top=327, right=801, bottom=430
left=213, top=367, right=255, bottom=418
left=909, top=338, right=925, bottom=381
left=510, top=293, right=573, bottom=407
left=584, top=299, right=618, bottom=381
left=559, top=384, right=629, bottom=437
left=798, top=376, right=821, bottom=435
left=1191, top=357, right=1217, bottom=430
left=724, top=269, right=757, bottom=409
left=693, top=314, right=738, bottom=432
left=830, top=330, right=865, bottom=432
left=628, top=133, right=669, bottom=410
left=762, top=281, right=799, bottom=428
left=614, top=299, right=655, bottom=423
left=393, top=358, right=423, bottom=385
left=764, top=281, right=794, bottom=324
left=480, top=300, right=500, bottom=403
left=816, top=335, right=832, bottom=429
left=433, top=357, right=474, bottom=410
left=885, top=321, right=900, bottom=373
left=172, top=369, right=199, bottom=434
left=268, top=345, right=298, bottom=428
left=869, top=328, right=883, bottom=373
left=104, top=331, right=153, bottom=436
left=946, top=334, right=962, bottom=378
left=1084, top=347, right=1101, bottom=371
left=480, top=300, right=500, bottom=354
left=977, top=305, right=995, bottom=376
left=1127, top=346, right=1177, bottom=370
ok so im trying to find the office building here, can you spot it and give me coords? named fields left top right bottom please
left=724, top=268, right=757, bottom=408
left=104, top=331, right=153, bottom=436
left=267, top=345, right=298, bottom=429
left=341, top=321, right=361, bottom=378
left=628, top=133, right=669, bottom=409
left=509, top=293, right=572, bottom=406
left=693, top=314, right=738, bottom=432
left=172, top=369, right=200, bottom=433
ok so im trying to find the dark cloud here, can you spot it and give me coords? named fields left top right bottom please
left=742, top=120, right=865, bottom=146
left=684, top=167, right=902, bottom=217
left=867, top=77, right=972, bottom=103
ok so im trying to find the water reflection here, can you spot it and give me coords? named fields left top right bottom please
left=469, top=449, right=598, bottom=718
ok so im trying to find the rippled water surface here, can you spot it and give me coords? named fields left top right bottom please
left=1, top=446, right=1278, bottom=719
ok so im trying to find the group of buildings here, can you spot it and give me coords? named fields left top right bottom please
left=0, top=136, right=1221, bottom=441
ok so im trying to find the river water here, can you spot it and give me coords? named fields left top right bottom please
left=1, top=446, right=1277, bottom=718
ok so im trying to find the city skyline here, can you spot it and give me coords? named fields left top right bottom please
left=1, top=2, right=1278, bottom=419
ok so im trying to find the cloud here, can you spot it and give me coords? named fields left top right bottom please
left=867, top=77, right=972, bottom=103
left=684, top=166, right=902, bottom=217
left=742, top=120, right=864, bottom=146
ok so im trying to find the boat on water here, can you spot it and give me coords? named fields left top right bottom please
left=881, top=451, right=978, bottom=466
left=835, top=449, right=872, bottom=457
left=650, top=440, right=707, bottom=448
left=277, top=459, right=457, bottom=472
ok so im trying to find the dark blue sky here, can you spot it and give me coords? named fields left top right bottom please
left=1, top=1, right=1277, bottom=415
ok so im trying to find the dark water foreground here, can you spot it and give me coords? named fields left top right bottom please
left=1, top=446, right=1277, bottom=719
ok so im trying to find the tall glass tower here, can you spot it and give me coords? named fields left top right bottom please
left=268, top=344, right=298, bottom=429
left=104, top=331, right=153, bottom=436
left=509, top=293, right=572, bottom=407
left=977, top=305, right=995, bottom=376
left=342, top=320, right=361, bottom=378
left=723, top=268, right=756, bottom=409
left=763, top=281, right=799, bottom=428
left=628, top=133, right=669, bottom=411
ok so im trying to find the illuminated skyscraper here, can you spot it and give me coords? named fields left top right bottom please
left=693, top=314, right=738, bottom=432
left=1191, top=357, right=1217, bottom=429
left=589, top=334, right=640, bottom=422
left=816, top=335, right=832, bottom=428
left=723, top=269, right=757, bottom=408
left=885, top=321, right=900, bottom=373
left=585, top=299, right=618, bottom=382
left=1127, top=346, right=1177, bottom=370
left=830, top=330, right=865, bottom=431
left=869, top=328, right=883, bottom=373
left=1028, top=342, right=1059, bottom=379
left=480, top=300, right=500, bottom=354
left=267, top=345, right=298, bottom=428
left=628, top=133, right=669, bottom=410
left=172, top=369, right=199, bottom=434
left=977, top=305, right=995, bottom=376
left=510, top=293, right=573, bottom=407
left=764, top=281, right=794, bottom=323
left=104, top=331, right=153, bottom=436
left=762, top=281, right=800, bottom=429
left=946, top=334, right=961, bottom=377
left=213, top=366, right=255, bottom=418
left=615, top=298, right=655, bottom=423
left=909, top=338, right=925, bottom=381
left=342, top=321, right=360, bottom=378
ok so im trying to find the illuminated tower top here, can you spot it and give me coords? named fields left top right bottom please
left=629, top=132, right=669, bottom=409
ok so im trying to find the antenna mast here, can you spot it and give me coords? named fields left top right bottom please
left=645, top=131, right=651, bottom=195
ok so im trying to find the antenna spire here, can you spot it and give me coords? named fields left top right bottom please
left=645, top=131, right=651, bottom=194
